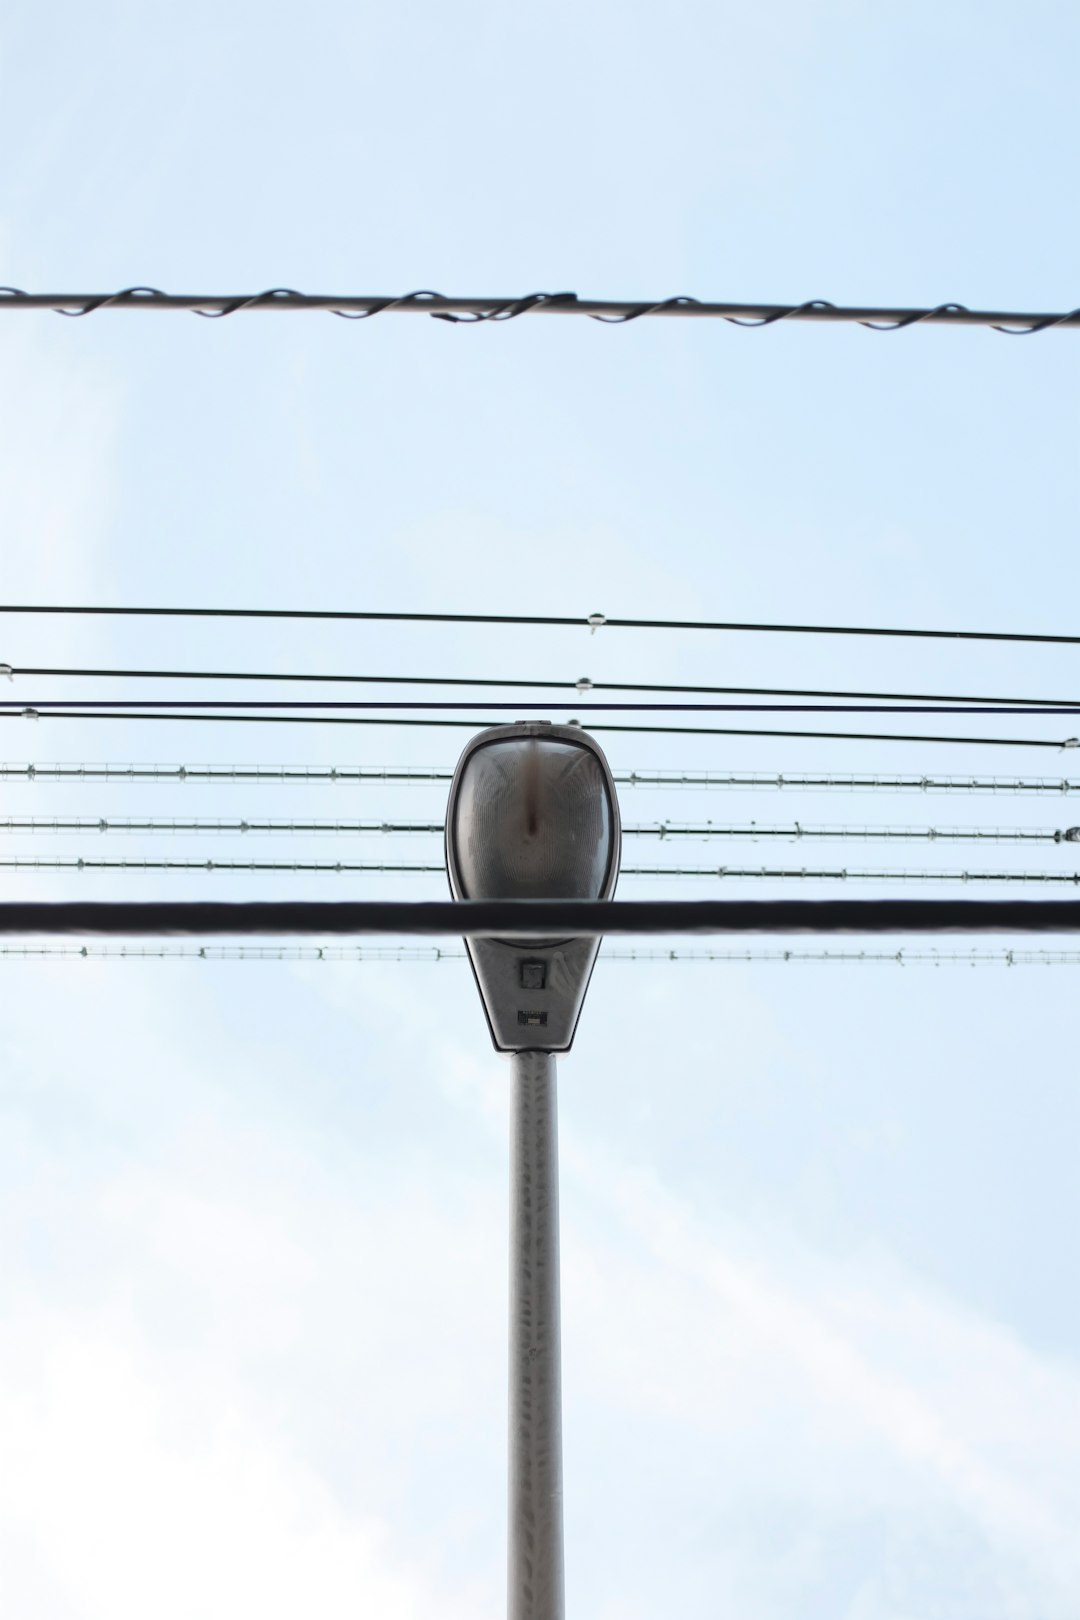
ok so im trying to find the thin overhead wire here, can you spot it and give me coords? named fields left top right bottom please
left=0, top=857, right=446, bottom=873
left=2, top=712, right=1075, bottom=748
left=5, top=698, right=1080, bottom=716
left=4, top=664, right=1077, bottom=710
left=1, top=287, right=1079, bottom=332
left=2, top=815, right=1077, bottom=844
left=552, top=723, right=1078, bottom=749
left=0, top=761, right=461, bottom=784
left=609, top=769, right=1080, bottom=793
left=4, top=763, right=1080, bottom=793
left=4, top=856, right=1077, bottom=884
left=611, top=822, right=1080, bottom=845
left=2, top=944, right=1078, bottom=967
left=627, top=867, right=1080, bottom=886
left=4, top=602, right=1080, bottom=645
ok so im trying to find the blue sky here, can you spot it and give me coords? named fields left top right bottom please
left=1, top=2, right=1079, bottom=1616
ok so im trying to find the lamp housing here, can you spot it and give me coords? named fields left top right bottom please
left=445, top=722, right=621, bottom=1052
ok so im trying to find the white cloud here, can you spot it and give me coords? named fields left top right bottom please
left=559, top=1139, right=1080, bottom=1617
left=3, top=952, right=1077, bottom=1619
left=0, top=1305, right=482, bottom=1620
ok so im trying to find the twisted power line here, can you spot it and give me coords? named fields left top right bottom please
left=1, top=287, right=1078, bottom=331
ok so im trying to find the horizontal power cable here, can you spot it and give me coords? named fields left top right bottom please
left=1, top=287, right=1078, bottom=332
left=611, top=770, right=1080, bottom=792
left=618, top=822, right=1080, bottom=844
left=4, top=603, right=1080, bottom=645
left=3, top=711, right=1075, bottom=748
left=3, top=898, right=1080, bottom=935
left=4, top=664, right=1077, bottom=710
left=0, top=761, right=462, bottom=784
left=6, top=698, right=1080, bottom=716
left=2, top=816, right=1077, bottom=844
left=597, top=725, right=1075, bottom=749
left=5, top=763, right=1080, bottom=794
left=5, top=857, right=1076, bottom=883
left=2, top=944, right=1077, bottom=967
left=0, top=816, right=449, bottom=834
left=630, top=867, right=1080, bottom=885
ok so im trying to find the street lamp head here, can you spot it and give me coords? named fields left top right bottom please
left=445, top=722, right=621, bottom=1052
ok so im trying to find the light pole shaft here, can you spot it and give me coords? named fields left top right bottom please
left=508, top=1051, right=564, bottom=1620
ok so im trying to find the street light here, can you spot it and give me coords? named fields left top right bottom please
left=445, top=722, right=621, bottom=1620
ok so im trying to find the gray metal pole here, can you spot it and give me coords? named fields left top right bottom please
left=508, top=1051, right=564, bottom=1620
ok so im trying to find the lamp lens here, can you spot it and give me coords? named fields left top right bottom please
left=453, top=739, right=613, bottom=900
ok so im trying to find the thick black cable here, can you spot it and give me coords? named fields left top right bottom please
left=3, top=711, right=1073, bottom=748
left=3, top=898, right=1080, bottom=937
left=4, top=603, right=1080, bottom=646
left=1, top=288, right=1079, bottom=331
left=6, top=665, right=1077, bottom=710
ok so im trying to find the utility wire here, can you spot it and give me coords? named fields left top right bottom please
left=1, top=287, right=1078, bottom=331
left=4, top=764, right=1080, bottom=793
left=3, top=898, right=1079, bottom=935
left=629, top=823, right=1080, bottom=844
left=5, top=699, right=1080, bottom=716
left=630, top=867, right=1080, bottom=886
left=0, top=762, right=462, bottom=784
left=3, top=944, right=1078, bottom=967
left=4, top=603, right=1080, bottom=645
left=3, top=711, right=1075, bottom=748
left=4, top=664, right=1077, bottom=710
left=2, top=815, right=1077, bottom=844
left=4, top=856, right=1077, bottom=884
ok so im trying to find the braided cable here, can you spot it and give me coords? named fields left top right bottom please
left=2, top=286, right=1079, bottom=332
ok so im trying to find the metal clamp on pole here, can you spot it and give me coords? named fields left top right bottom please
left=445, top=723, right=622, bottom=1620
